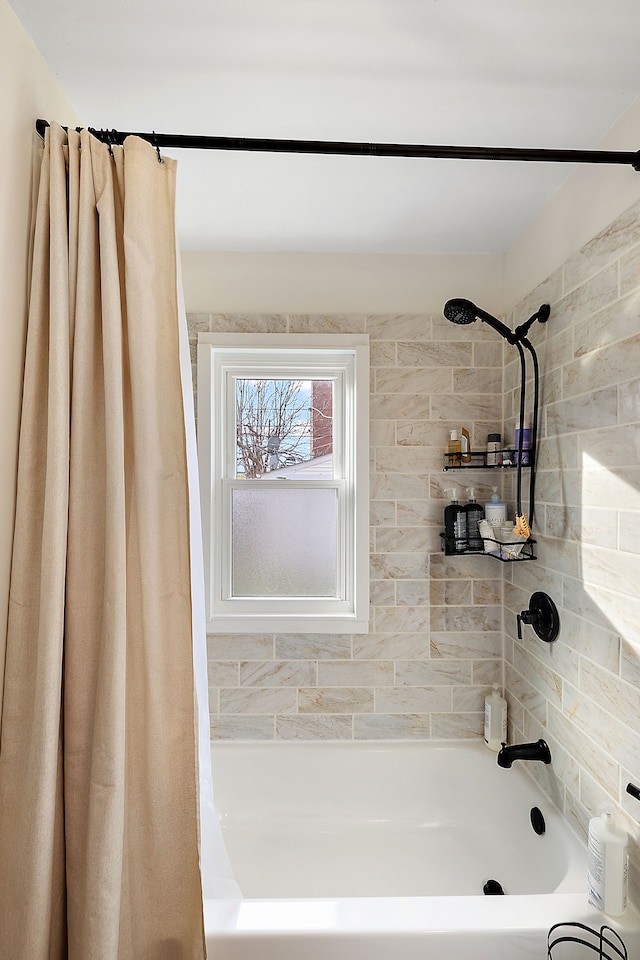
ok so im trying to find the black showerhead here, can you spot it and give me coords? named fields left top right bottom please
left=443, top=298, right=477, bottom=325
left=443, top=298, right=516, bottom=342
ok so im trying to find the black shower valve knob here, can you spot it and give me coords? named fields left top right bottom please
left=517, top=592, right=560, bottom=644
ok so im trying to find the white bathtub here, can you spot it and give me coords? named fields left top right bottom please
left=205, top=740, right=639, bottom=960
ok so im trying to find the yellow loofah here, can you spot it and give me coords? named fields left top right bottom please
left=514, top=513, right=531, bottom=538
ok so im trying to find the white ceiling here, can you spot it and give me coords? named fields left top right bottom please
left=9, top=0, right=640, bottom=253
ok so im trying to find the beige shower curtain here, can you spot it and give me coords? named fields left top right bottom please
left=0, top=124, right=205, bottom=959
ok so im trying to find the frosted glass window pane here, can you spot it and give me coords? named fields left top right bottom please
left=231, top=488, right=338, bottom=597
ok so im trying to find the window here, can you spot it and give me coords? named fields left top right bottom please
left=198, top=334, right=369, bottom=633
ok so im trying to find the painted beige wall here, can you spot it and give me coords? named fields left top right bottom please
left=0, top=0, right=81, bottom=697
left=180, top=250, right=504, bottom=316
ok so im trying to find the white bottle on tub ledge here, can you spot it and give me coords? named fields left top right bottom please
left=588, top=803, right=628, bottom=917
left=483, top=685, right=507, bottom=752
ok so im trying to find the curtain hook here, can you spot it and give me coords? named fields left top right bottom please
left=152, top=131, right=163, bottom=164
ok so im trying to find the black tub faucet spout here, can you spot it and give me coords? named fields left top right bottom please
left=497, top=739, right=551, bottom=768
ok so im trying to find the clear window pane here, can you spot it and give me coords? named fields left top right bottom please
left=231, top=487, right=338, bottom=597
left=235, top=378, right=333, bottom=479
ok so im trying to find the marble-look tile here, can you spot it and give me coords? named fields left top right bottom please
left=395, top=580, right=430, bottom=606
left=512, top=268, right=563, bottom=321
left=396, top=500, right=443, bottom=525
left=317, top=660, right=394, bottom=687
left=451, top=685, right=489, bottom=712
left=370, top=395, right=431, bottom=421
left=370, top=500, right=396, bottom=526
left=545, top=503, right=617, bottom=548
left=369, top=579, right=397, bottom=607
left=580, top=660, right=640, bottom=735
left=275, top=634, right=352, bottom=660
left=186, top=312, right=212, bottom=333
left=374, top=526, right=432, bottom=553
left=431, top=713, right=483, bottom=739
left=209, top=313, right=287, bottom=333
left=375, top=446, right=437, bottom=474
left=558, top=609, right=620, bottom=673
left=369, top=420, right=396, bottom=447
left=578, top=465, right=640, bottom=511
left=369, top=340, right=397, bottom=368
left=276, top=716, right=353, bottom=740
left=473, top=341, right=504, bottom=368
left=564, top=199, right=640, bottom=293
left=239, top=660, right=316, bottom=687
left=211, top=716, right=275, bottom=740
left=430, top=394, right=502, bottom=423
left=430, top=631, right=503, bottom=659
left=471, top=579, right=502, bottom=605
left=371, top=472, right=432, bottom=500
left=546, top=386, right=618, bottom=436
left=370, top=553, right=428, bottom=580
left=219, top=687, right=297, bottom=715
left=365, top=314, right=432, bottom=341
left=619, top=378, right=640, bottom=424
left=452, top=368, right=503, bottom=395
left=512, top=645, right=564, bottom=709
left=353, top=632, right=430, bottom=660
left=298, top=687, right=374, bottom=713
left=396, top=422, right=445, bottom=447
left=581, top=542, right=640, bottom=599
left=396, top=659, right=473, bottom=685
left=353, top=714, right=431, bottom=739
left=207, top=661, right=239, bottom=687
left=621, top=637, right=640, bottom=687
left=430, top=604, right=501, bottom=632
left=397, top=341, right=473, bottom=367
left=207, top=634, right=274, bottom=660
left=562, top=682, right=640, bottom=776
left=566, top=335, right=640, bottom=397
left=429, top=580, right=473, bottom=606
left=373, top=605, right=431, bottom=634
left=578, top=422, right=640, bottom=468
left=288, top=314, right=366, bottom=334
left=555, top=263, right=619, bottom=332
left=375, top=366, right=452, bottom=394
left=376, top=686, right=452, bottom=713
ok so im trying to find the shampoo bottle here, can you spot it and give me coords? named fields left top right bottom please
left=588, top=804, right=628, bottom=916
left=464, top=488, right=484, bottom=551
left=484, top=685, right=507, bottom=751
left=443, top=492, right=467, bottom=555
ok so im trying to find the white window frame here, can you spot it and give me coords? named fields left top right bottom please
left=198, top=333, right=369, bottom=633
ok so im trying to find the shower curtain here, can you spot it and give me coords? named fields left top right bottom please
left=0, top=123, right=212, bottom=959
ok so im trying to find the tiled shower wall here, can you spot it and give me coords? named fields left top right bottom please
left=503, top=197, right=640, bottom=898
left=187, top=311, right=507, bottom=740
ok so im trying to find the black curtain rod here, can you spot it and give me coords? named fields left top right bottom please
left=35, top=119, right=640, bottom=170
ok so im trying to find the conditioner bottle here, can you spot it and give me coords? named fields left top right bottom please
left=588, top=804, right=628, bottom=916
left=483, top=685, right=507, bottom=751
